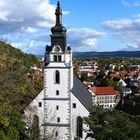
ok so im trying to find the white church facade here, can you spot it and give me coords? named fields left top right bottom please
left=24, top=1, right=92, bottom=140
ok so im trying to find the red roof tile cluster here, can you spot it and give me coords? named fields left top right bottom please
left=111, top=74, right=120, bottom=78
left=90, top=87, right=115, bottom=95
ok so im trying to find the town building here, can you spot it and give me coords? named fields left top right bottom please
left=89, top=87, right=119, bottom=109
left=121, top=87, right=132, bottom=97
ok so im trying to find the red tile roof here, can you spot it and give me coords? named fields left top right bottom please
left=111, top=74, right=120, bottom=78
left=90, top=87, right=115, bottom=95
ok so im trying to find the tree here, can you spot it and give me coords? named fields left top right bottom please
left=0, top=105, right=29, bottom=140
left=0, top=41, right=43, bottom=139
left=84, top=105, right=140, bottom=140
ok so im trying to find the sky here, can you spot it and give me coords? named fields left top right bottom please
left=0, top=0, right=140, bottom=54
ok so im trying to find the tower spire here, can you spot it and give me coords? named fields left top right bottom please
left=50, top=0, right=67, bottom=52
left=55, top=0, right=62, bottom=25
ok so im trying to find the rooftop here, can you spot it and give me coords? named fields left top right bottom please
left=90, top=87, right=115, bottom=95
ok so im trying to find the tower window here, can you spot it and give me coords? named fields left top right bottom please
left=55, top=70, right=60, bottom=84
left=58, top=55, right=61, bottom=62
left=56, top=90, right=59, bottom=95
left=57, top=117, right=60, bottom=123
left=54, top=55, right=57, bottom=62
left=56, top=105, right=59, bottom=110
left=53, top=55, right=62, bottom=62
left=73, top=103, right=76, bottom=109
left=38, top=102, right=42, bottom=107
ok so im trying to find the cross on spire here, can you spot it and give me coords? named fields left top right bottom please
left=57, top=0, right=60, bottom=8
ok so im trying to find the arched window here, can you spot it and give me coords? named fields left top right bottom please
left=55, top=70, right=60, bottom=84
left=77, top=116, right=83, bottom=138
left=32, top=115, right=40, bottom=139
left=55, top=131, right=58, bottom=137
left=56, top=90, right=59, bottom=95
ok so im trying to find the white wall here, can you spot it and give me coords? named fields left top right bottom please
left=45, top=100, right=70, bottom=124
left=23, top=90, right=44, bottom=137
left=44, top=68, right=70, bottom=98
left=71, top=93, right=89, bottom=140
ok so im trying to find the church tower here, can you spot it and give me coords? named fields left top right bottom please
left=43, top=1, right=73, bottom=139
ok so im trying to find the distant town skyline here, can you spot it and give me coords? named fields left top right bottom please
left=0, top=0, right=140, bottom=54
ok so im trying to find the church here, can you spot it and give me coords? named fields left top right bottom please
left=24, top=1, right=92, bottom=140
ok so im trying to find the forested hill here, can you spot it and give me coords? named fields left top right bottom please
left=0, top=41, right=43, bottom=108
left=0, top=41, right=43, bottom=139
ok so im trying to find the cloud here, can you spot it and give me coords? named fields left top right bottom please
left=82, top=38, right=97, bottom=47
left=0, top=11, right=10, bottom=21
left=120, top=42, right=140, bottom=51
left=0, top=0, right=55, bottom=33
left=11, top=40, right=46, bottom=54
left=32, top=28, right=106, bottom=52
left=29, top=40, right=35, bottom=48
left=23, top=27, right=38, bottom=33
left=0, top=1, right=104, bottom=54
left=121, top=0, right=140, bottom=7
left=63, top=11, right=70, bottom=16
left=68, top=28, right=106, bottom=52
left=137, top=13, right=140, bottom=17
left=102, top=17, right=140, bottom=50
left=102, top=18, right=140, bottom=41
left=0, top=0, right=70, bottom=54
left=127, top=43, right=139, bottom=49
left=11, top=42, right=23, bottom=49
left=0, top=0, right=69, bottom=33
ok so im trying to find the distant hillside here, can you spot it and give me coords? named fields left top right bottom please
left=36, top=51, right=140, bottom=59
left=36, top=55, right=44, bottom=60
left=73, top=51, right=140, bottom=58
